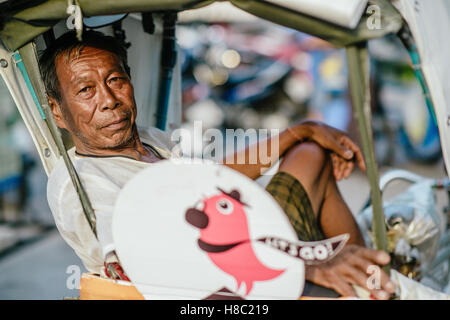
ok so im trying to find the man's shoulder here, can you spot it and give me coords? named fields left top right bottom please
left=47, top=155, right=71, bottom=191
left=46, top=152, right=128, bottom=218
left=47, top=151, right=114, bottom=194
left=46, top=156, right=76, bottom=221
left=138, top=126, right=182, bottom=158
left=138, top=126, right=172, bottom=146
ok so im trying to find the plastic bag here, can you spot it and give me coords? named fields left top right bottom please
left=358, top=179, right=443, bottom=279
left=391, top=270, right=450, bottom=300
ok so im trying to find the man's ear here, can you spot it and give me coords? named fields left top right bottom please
left=48, top=96, right=67, bottom=129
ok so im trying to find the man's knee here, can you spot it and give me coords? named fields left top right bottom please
left=279, top=142, right=331, bottom=181
left=278, top=142, right=333, bottom=218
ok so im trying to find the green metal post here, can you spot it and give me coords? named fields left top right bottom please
left=346, top=43, right=389, bottom=260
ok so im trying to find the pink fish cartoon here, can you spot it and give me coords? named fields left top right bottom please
left=185, top=188, right=285, bottom=296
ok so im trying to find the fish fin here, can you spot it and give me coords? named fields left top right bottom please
left=236, top=279, right=242, bottom=291
left=244, top=281, right=253, bottom=296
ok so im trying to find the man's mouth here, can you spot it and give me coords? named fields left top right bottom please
left=102, top=116, right=129, bottom=130
left=197, top=238, right=247, bottom=253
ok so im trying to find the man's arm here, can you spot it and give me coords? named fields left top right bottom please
left=221, top=120, right=366, bottom=180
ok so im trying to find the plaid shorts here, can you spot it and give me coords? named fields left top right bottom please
left=266, top=171, right=325, bottom=242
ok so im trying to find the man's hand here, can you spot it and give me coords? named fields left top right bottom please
left=305, top=244, right=396, bottom=300
left=289, top=120, right=366, bottom=181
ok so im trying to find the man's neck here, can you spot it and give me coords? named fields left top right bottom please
left=74, top=132, right=157, bottom=162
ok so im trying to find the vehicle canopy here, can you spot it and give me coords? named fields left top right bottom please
left=0, top=0, right=402, bottom=51
left=0, top=0, right=447, bottom=257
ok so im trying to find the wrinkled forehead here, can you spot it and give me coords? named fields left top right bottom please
left=60, top=45, right=120, bottom=64
left=54, top=46, right=124, bottom=80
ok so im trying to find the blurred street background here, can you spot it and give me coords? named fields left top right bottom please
left=0, top=16, right=448, bottom=299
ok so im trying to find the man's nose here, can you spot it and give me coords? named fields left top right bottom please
left=185, top=208, right=209, bottom=229
left=98, top=84, right=120, bottom=111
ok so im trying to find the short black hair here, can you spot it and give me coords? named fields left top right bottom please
left=39, top=30, right=131, bottom=102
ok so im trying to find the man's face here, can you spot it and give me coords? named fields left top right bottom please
left=52, top=46, right=137, bottom=151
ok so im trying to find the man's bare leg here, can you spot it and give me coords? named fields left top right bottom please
left=278, top=142, right=365, bottom=245
left=276, top=142, right=396, bottom=298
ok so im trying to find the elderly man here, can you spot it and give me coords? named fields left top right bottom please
left=41, top=31, right=395, bottom=299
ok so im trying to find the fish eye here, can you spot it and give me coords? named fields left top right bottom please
left=216, top=198, right=233, bottom=215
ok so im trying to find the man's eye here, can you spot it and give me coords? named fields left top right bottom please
left=78, top=87, right=91, bottom=93
left=110, top=77, right=124, bottom=82
left=109, top=77, right=126, bottom=87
